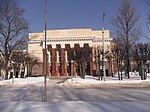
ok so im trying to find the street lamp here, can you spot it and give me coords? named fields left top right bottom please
left=43, top=0, right=47, bottom=102
left=102, top=12, right=106, bottom=81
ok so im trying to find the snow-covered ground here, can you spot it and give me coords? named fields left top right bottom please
left=60, top=74, right=150, bottom=88
left=0, top=74, right=150, bottom=88
left=0, top=101, right=150, bottom=112
left=0, top=77, right=49, bottom=86
left=0, top=75, right=150, bottom=112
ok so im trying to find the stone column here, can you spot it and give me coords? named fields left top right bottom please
left=60, top=44, right=67, bottom=76
left=51, top=44, right=58, bottom=76
left=47, top=45, right=51, bottom=76
left=89, top=47, right=93, bottom=76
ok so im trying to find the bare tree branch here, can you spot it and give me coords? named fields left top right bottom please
left=0, top=0, right=28, bottom=79
left=111, top=0, right=142, bottom=79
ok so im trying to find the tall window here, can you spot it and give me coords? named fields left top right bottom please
left=57, top=49, right=61, bottom=63
left=65, top=51, right=68, bottom=62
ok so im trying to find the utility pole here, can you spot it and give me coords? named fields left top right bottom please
left=102, top=12, right=106, bottom=81
left=44, top=0, right=47, bottom=102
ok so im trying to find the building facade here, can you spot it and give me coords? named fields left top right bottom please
left=28, top=29, right=112, bottom=77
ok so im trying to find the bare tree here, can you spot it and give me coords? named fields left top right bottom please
left=148, top=3, right=150, bottom=29
left=132, top=43, right=150, bottom=80
left=93, top=46, right=103, bottom=80
left=67, top=47, right=90, bottom=79
left=147, top=4, right=150, bottom=34
left=148, top=14, right=150, bottom=32
left=0, top=55, right=4, bottom=77
left=105, top=52, right=113, bottom=77
left=25, top=55, right=39, bottom=77
left=0, top=0, right=28, bottom=79
left=144, top=4, right=150, bottom=40
left=111, top=0, right=142, bottom=79
left=111, top=38, right=125, bottom=80
left=11, top=50, right=27, bottom=78
left=10, top=51, right=39, bottom=78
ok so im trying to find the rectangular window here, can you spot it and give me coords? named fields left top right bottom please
left=65, top=51, right=68, bottom=62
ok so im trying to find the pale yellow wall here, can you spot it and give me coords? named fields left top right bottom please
left=28, top=29, right=111, bottom=62
left=93, top=42, right=111, bottom=52
left=92, top=30, right=110, bottom=38
left=46, top=29, right=92, bottom=38
left=29, top=29, right=110, bottom=40
left=28, top=43, right=43, bottom=61
left=29, top=32, right=43, bottom=40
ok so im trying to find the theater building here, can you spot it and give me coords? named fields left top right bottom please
left=28, top=29, right=112, bottom=77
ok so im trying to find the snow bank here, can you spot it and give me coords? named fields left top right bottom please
left=61, top=75, right=150, bottom=88
left=0, top=77, right=49, bottom=86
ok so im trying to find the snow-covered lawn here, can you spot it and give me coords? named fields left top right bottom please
left=0, top=74, right=150, bottom=88
left=60, top=75, right=150, bottom=88
left=0, top=77, right=49, bottom=86
left=0, top=76, right=150, bottom=112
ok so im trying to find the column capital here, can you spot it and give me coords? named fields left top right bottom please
left=61, top=43, right=65, bottom=48
left=79, top=43, right=84, bottom=48
left=52, top=43, right=56, bottom=48
left=70, top=43, right=74, bottom=48
left=89, top=42, right=93, bottom=47
left=42, top=41, right=47, bottom=49
left=42, top=48, right=48, bottom=52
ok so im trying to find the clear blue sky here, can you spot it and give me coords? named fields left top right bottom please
left=17, top=0, right=149, bottom=41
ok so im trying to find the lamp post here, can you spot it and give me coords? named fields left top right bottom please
left=43, top=0, right=47, bottom=102
left=102, top=12, right=106, bottom=81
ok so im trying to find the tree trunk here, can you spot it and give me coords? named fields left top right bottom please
left=4, top=60, right=9, bottom=80
left=140, top=66, right=143, bottom=80
left=98, top=60, right=102, bottom=80
left=108, top=61, right=111, bottom=76
left=4, top=69, right=9, bottom=80
left=95, top=61, right=98, bottom=76
left=27, top=64, right=29, bottom=77
left=110, top=60, right=113, bottom=77
left=78, top=62, right=82, bottom=78
left=140, top=62, right=147, bottom=80
left=120, top=60, right=123, bottom=80
left=98, top=61, right=101, bottom=80
left=81, top=61, right=86, bottom=79
left=0, top=69, right=1, bottom=77
left=117, top=59, right=120, bottom=80
left=126, top=47, right=130, bottom=79
left=30, top=67, right=33, bottom=77
left=120, top=65, right=123, bottom=80
left=28, top=64, right=32, bottom=77
left=13, top=67, right=17, bottom=78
